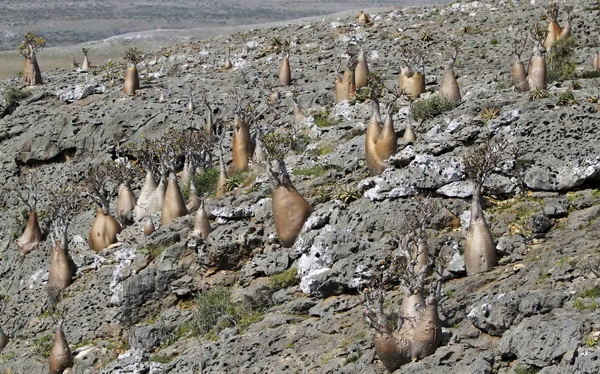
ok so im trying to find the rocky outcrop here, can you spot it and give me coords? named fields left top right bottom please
left=1, top=1, right=600, bottom=373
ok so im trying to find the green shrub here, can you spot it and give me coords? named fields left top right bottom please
left=2, top=87, right=30, bottom=115
left=556, top=90, right=577, bottom=106
left=190, top=286, right=269, bottom=338
left=548, top=37, right=576, bottom=82
left=579, top=70, right=600, bottom=79
left=514, top=363, right=541, bottom=374
left=411, top=95, right=457, bottom=121
left=139, top=244, right=167, bottom=261
left=579, top=286, right=600, bottom=299
left=269, top=267, right=299, bottom=290
left=191, top=286, right=234, bottom=335
left=150, top=354, right=175, bottom=364
left=293, top=165, right=328, bottom=177
left=192, top=168, right=219, bottom=196
left=313, top=110, right=341, bottom=128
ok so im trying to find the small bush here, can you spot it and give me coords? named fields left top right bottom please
left=579, top=286, right=600, bottom=299
left=490, top=38, right=499, bottom=45
left=529, top=88, right=550, bottom=100
left=514, top=363, right=541, bottom=374
left=313, top=110, right=341, bottom=128
left=411, top=95, right=457, bottom=121
left=269, top=267, right=299, bottom=290
left=556, top=90, right=577, bottom=106
left=481, top=106, right=500, bottom=123
left=191, top=286, right=233, bottom=336
left=139, top=244, right=167, bottom=261
left=192, top=168, right=219, bottom=196
left=579, top=70, right=600, bottom=79
left=150, top=354, right=176, bottom=364
left=190, top=286, right=269, bottom=338
left=548, top=37, right=576, bottom=82
left=2, top=87, right=30, bottom=115
left=293, top=165, right=329, bottom=177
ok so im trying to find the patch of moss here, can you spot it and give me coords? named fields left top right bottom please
left=293, top=165, right=329, bottom=177
left=269, top=267, right=299, bottom=291
left=139, top=243, right=168, bottom=261
left=579, top=286, right=600, bottom=299
left=150, top=354, right=176, bottom=364
left=313, top=110, right=341, bottom=128
left=513, top=364, right=541, bottom=374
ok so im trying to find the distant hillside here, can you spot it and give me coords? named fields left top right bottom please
left=0, top=0, right=447, bottom=51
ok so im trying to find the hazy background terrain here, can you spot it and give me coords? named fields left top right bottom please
left=0, top=0, right=449, bottom=79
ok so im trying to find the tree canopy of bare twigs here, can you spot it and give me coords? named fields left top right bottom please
left=462, top=137, right=516, bottom=186
left=47, top=184, right=85, bottom=246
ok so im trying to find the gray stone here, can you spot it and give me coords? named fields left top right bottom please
left=529, top=212, right=552, bottom=234
left=57, top=84, right=98, bottom=102
left=468, top=291, right=566, bottom=336
left=498, top=315, right=589, bottom=366
left=201, top=221, right=263, bottom=270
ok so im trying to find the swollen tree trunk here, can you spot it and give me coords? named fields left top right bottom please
left=89, top=207, right=122, bottom=252
left=161, top=171, right=188, bottom=226
left=22, top=56, right=43, bottom=86
left=403, top=122, right=416, bottom=143
left=48, top=322, right=73, bottom=374
left=271, top=161, right=312, bottom=247
left=116, top=183, right=136, bottom=226
left=370, top=290, right=441, bottom=373
left=465, top=183, right=497, bottom=275
left=135, top=170, right=158, bottom=221
left=216, top=151, right=228, bottom=199
left=400, top=67, right=425, bottom=98
left=527, top=49, right=547, bottom=91
left=191, top=200, right=212, bottom=239
left=544, top=21, right=562, bottom=50
left=81, top=55, right=90, bottom=71
left=123, top=65, right=139, bottom=95
left=232, top=113, right=253, bottom=171
left=592, top=52, right=600, bottom=72
left=278, top=54, right=291, bottom=86
left=439, top=62, right=461, bottom=102
left=0, top=326, right=8, bottom=353
left=355, top=48, right=369, bottom=90
left=293, top=97, right=306, bottom=125
left=512, top=55, right=530, bottom=92
left=16, top=210, right=43, bottom=258
left=365, top=102, right=397, bottom=176
left=48, top=240, right=76, bottom=292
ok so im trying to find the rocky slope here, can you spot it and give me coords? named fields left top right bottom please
left=1, top=0, right=600, bottom=373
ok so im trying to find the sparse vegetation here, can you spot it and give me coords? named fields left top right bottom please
left=548, top=37, right=576, bottom=82
left=139, top=243, right=168, bottom=261
left=32, top=333, right=53, bottom=358
left=293, top=165, right=329, bottom=177
left=150, top=354, right=176, bottom=364
left=2, top=87, right=30, bottom=116
left=481, top=106, right=500, bottom=123
left=556, top=90, right=577, bottom=106
left=313, top=110, right=340, bottom=128
left=411, top=95, right=457, bottom=121
left=529, top=88, right=550, bottom=100
left=189, top=286, right=269, bottom=339
left=269, top=267, right=299, bottom=290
